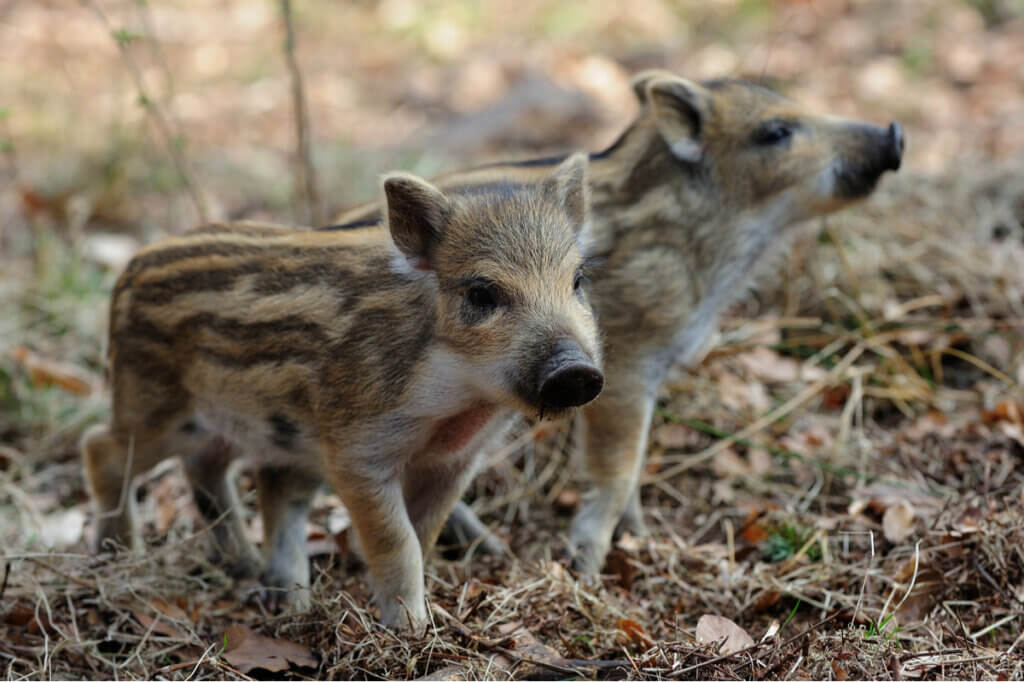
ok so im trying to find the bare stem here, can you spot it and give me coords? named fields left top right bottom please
left=83, top=0, right=208, bottom=224
left=279, top=0, right=323, bottom=226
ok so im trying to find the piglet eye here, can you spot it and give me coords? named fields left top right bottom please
left=752, top=121, right=793, bottom=146
left=573, top=270, right=586, bottom=292
left=466, top=282, right=503, bottom=310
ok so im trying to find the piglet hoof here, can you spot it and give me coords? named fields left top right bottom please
left=379, top=598, right=427, bottom=633
left=567, top=543, right=606, bottom=582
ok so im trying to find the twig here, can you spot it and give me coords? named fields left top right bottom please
left=83, top=0, right=208, bottom=224
left=24, top=557, right=96, bottom=590
left=279, top=0, right=323, bottom=226
left=0, top=562, right=9, bottom=602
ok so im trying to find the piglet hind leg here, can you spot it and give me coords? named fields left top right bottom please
left=183, top=437, right=263, bottom=580
left=254, top=465, right=322, bottom=612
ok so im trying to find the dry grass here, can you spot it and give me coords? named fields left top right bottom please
left=3, top=0, right=1024, bottom=678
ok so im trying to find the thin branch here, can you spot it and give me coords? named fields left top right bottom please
left=279, top=0, right=323, bottom=226
left=83, top=0, right=208, bottom=224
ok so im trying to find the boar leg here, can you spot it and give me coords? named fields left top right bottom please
left=439, top=501, right=507, bottom=555
left=330, top=468, right=426, bottom=629
left=183, top=436, right=262, bottom=580
left=569, top=371, right=655, bottom=575
left=254, top=465, right=321, bottom=611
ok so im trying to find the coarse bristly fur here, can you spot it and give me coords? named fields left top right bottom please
left=80, top=153, right=605, bottom=629
left=330, top=70, right=905, bottom=574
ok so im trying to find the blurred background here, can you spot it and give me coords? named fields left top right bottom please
left=3, top=0, right=1023, bottom=236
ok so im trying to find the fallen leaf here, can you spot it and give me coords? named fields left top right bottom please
left=606, top=549, right=637, bottom=590
left=617, top=618, right=655, bottom=648
left=221, top=624, right=316, bottom=674
left=711, top=447, right=749, bottom=478
left=553, top=488, right=580, bottom=514
left=652, top=422, right=690, bottom=448
left=615, top=532, right=642, bottom=553
left=831, top=659, right=849, bottom=680
left=736, top=346, right=826, bottom=384
left=37, top=507, right=86, bottom=549
left=998, top=421, right=1024, bottom=449
left=494, top=621, right=565, bottom=672
left=133, top=611, right=190, bottom=639
left=982, top=401, right=1024, bottom=424
left=695, top=614, right=754, bottom=655
left=751, top=590, right=781, bottom=612
left=150, top=598, right=191, bottom=623
left=716, top=368, right=771, bottom=412
left=882, top=500, right=915, bottom=543
left=10, top=346, right=97, bottom=396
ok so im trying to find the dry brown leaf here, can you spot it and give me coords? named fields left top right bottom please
left=617, top=618, right=655, bottom=648
left=606, top=549, right=637, bottom=590
left=711, top=447, right=749, bottom=478
left=149, top=598, right=191, bottom=623
left=695, top=614, right=755, bottom=655
left=736, top=346, right=827, bottom=384
left=10, top=346, right=97, bottom=396
left=553, top=488, right=580, bottom=513
left=221, top=624, right=316, bottom=674
left=716, top=368, right=771, bottom=412
left=997, top=421, right=1024, bottom=448
left=882, top=500, right=916, bottom=543
left=133, top=611, right=190, bottom=640
left=652, top=422, right=690, bottom=449
left=981, top=401, right=1024, bottom=424
left=494, top=621, right=564, bottom=671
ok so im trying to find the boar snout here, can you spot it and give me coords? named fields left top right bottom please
left=834, top=121, right=906, bottom=199
left=537, top=341, right=604, bottom=410
left=885, top=122, right=904, bottom=172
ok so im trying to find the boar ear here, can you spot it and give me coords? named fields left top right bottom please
left=381, top=172, right=451, bottom=269
left=544, top=152, right=590, bottom=234
left=630, top=69, right=677, bottom=104
left=644, top=76, right=713, bottom=163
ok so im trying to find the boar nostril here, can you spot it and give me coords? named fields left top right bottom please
left=539, top=363, right=604, bottom=409
left=886, top=122, right=905, bottom=171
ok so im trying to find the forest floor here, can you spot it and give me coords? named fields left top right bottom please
left=3, top=0, right=1024, bottom=679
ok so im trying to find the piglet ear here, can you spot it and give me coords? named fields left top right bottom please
left=381, top=172, right=452, bottom=269
left=543, top=152, right=590, bottom=235
left=630, top=69, right=677, bottom=104
left=644, top=76, right=713, bottom=163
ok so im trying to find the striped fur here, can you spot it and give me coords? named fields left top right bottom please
left=81, top=155, right=604, bottom=629
left=333, top=71, right=904, bottom=574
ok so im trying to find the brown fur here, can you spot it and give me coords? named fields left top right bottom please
left=331, top=71, right=904, bottom=573
left=81, top=155, right=604, bottom=628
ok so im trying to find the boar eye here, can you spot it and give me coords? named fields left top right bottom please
left=573, top=270, right=587, bottom=293
left=752, top=120, right=794, bottom=146
left=465, top=280, right=505, bottom=311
